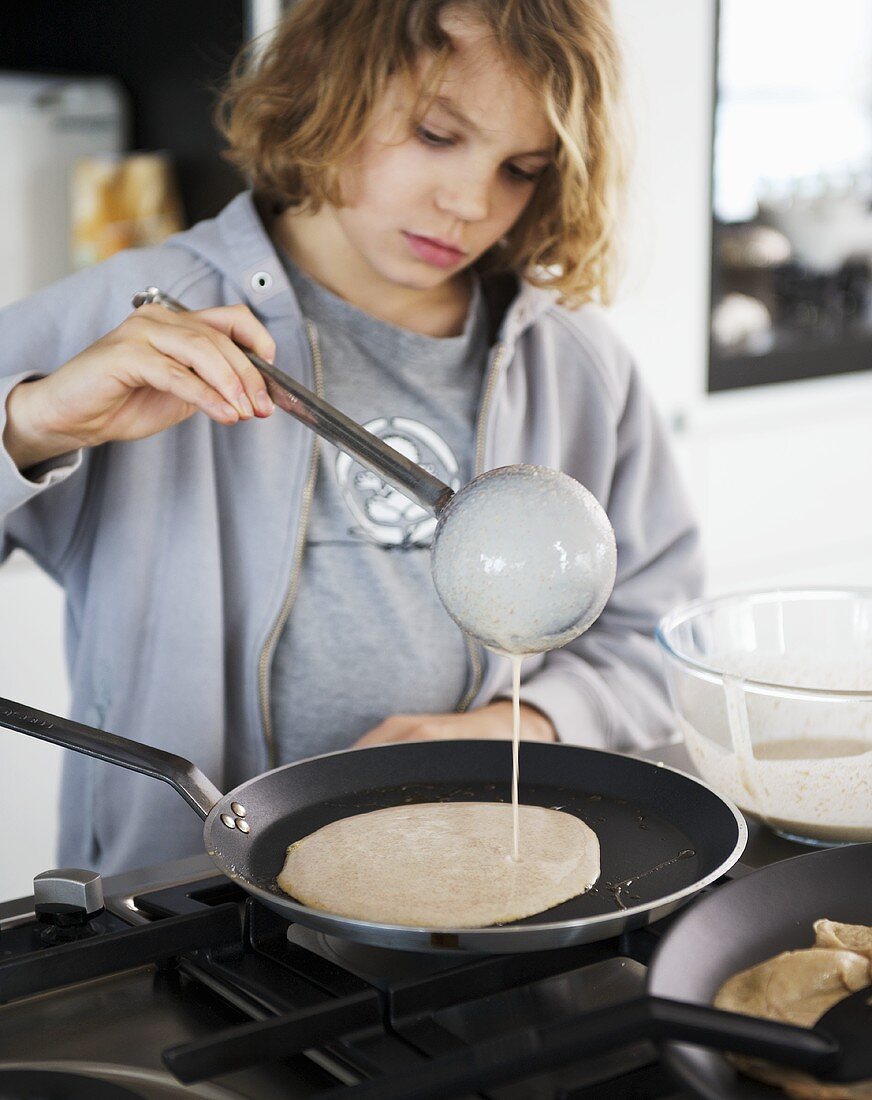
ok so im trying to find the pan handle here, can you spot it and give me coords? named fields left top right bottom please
left=0, top=697, right=223, bottom=820
left=327, top=996, right=840, bottom=1100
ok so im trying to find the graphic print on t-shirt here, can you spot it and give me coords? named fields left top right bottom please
left=335, top=416, right=461, bottom=548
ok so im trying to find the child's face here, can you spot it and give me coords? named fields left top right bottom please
left=332, top=12, right=555, bottom=295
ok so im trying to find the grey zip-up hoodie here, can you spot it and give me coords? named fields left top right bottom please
left=0, top=192, right=702, bottom=875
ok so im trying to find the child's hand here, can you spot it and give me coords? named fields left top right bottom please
left=351, top=702, right=557, bottom=748
left=4, top=303, right=276, bottom=470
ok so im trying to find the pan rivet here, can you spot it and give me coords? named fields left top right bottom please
left=231, top=802, right=247, bottom=817
left=220, top=813, right=237, bottom=829
left=236, top=819, right=250, bottom=834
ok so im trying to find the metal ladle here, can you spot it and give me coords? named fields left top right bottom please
left=132, top=287, right=616, bottom=654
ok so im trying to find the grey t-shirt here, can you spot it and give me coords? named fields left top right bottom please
left=269, top=257, right=490, bottom=761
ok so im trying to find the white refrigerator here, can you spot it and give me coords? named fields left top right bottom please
left=0, top=73, right=126, bottom=308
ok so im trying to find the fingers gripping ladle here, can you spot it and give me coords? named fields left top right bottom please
left=133, top=287, right=616, bottom=654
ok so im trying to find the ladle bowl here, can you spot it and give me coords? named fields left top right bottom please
left=431, top=465, right=616, bottom=654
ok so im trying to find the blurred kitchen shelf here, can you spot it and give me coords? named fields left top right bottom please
left=709, top=324, right=872, bottom=392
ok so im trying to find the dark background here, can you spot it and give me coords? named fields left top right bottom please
left=0, top=0, right=249, bottom=224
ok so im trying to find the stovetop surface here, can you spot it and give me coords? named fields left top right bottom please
left=0, top=865, right=689, bottom=1099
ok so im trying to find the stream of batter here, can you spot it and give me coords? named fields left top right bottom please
left=510, top=653, right=524, bottom=861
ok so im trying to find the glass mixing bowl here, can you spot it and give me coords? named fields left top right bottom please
left=656, top=589, right=872, bottom=845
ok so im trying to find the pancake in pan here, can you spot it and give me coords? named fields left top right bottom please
left=277, top=801, right=600, bottom=928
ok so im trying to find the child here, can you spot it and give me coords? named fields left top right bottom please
left=0, top=0, right=701, bottom=875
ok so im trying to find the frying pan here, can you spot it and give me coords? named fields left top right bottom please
left=0, top=695, right=746, bottom=953
left=652, top=841, right=872, bottom=1098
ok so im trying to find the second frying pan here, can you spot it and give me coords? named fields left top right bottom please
left=0, top=695, right=746, bottom=952
left=652, top=841, right=872, bottom=1098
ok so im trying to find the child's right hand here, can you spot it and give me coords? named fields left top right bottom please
left=3, top=303, right=277, bottom=471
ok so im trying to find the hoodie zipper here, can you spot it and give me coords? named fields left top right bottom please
left=454, top=340, right=507, bottom=713
left=257, top=320, right=323, bottom=768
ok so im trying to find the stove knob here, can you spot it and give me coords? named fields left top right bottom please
left=34, top=868, right=104, bottom=928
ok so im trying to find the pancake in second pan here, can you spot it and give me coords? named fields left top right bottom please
left=714, top=919, right=872, bottom=1099
left=277, top=801, right=600, bottom=928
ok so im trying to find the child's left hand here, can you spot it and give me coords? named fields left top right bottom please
left=352, top=701, right=556, bottom=748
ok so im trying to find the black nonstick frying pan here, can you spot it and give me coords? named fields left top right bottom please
left=653, top=841, right=872, bottom=1098
left=0, top=695, right=746, bottom=953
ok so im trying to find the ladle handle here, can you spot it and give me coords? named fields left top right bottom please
left=132, top=287, right=455, bottom=515
left=0, top=697, right=222, bottom=820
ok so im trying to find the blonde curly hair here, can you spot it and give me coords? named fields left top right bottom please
left=217, top=0, right=629, bottom=308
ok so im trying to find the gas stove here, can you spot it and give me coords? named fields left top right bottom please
left=0, top=749, right=807, bottom=1100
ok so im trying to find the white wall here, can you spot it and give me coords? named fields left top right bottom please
left=609, top=0, right=716, bottom=415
